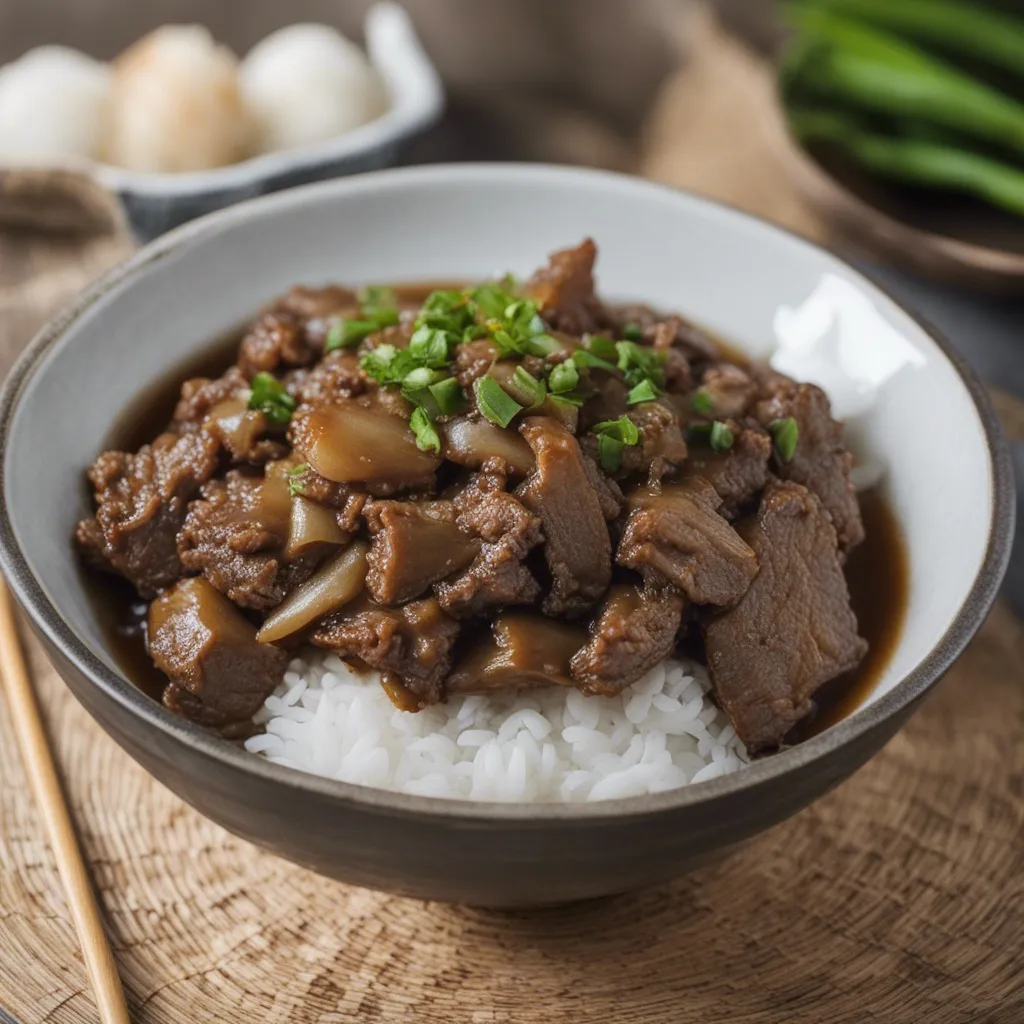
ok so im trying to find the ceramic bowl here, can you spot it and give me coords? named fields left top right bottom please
left=0, top=165, right=1014, bottom=906
left=75, top=3, right=443, bottom=241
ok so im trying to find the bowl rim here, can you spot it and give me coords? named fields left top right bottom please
left=0, top=162, right=1015, bottom=823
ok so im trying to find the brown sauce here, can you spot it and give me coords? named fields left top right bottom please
left=85, top=288, right=910, bottom=740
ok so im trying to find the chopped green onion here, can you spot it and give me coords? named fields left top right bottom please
left=429, top=377, right=468, bottom=416
left=248, top=372, right=296, bottom=426
left=474, top=376, right=524, bottom=428
left=597, top=434, right=625, bottom=474
left=360, top=344, right=417, bottom=385
left=511, top=366, right=547, bottom=408
left=572, top=349, right=618, bottom=373
left=402, top=366, right=446, bottom=389
left=627, top=379, right=660, bottom=405
left=358, top=284, right=397, bottom=320
left=287, top=463, right=308, bottom=497
left=710, top=421, right=734, bottom=452
left=592, top=415, right=641, bottom=446
left=615, top=340, right=665, bottom=388
left=548, top=359, right=579, bottom=394
left=469, top=282, right=518, bottom=320
left=622, top=323, right=643, bottom=342
left=409, top=406, right=441, bottom=453
left=769, top=417, right=799, bottom=462
left=325, top=318, right=377, bottom=352
left=585, top=334, right=618, bottom=361
left=408, top=326, right=451, bottom=368
left=687, top=423, right=712, bottom=443
left=548, top=392, right=584, bottom=408
left=416, top=290, right=476, bottom=336
left=690, top=388, right=713, bottom=416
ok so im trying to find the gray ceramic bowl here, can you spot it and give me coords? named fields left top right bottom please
left=0, top=165, right=1014, bottom=906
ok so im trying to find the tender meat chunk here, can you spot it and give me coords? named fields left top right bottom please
left=446, top=613, right=586, bottom=694
left=363, top=499, right=480, bottom=605
left=579, top=374, right=628, bottom=433
left=453, top=339, right=499, bottom=390
left=684, top=425, right=771, bottom=518
left=755, top=382, right=865, bottom=552
left=75, top=431, right=219, bottom=596
left=523, top=238, right=607, bottom=335
left=581, top=450, right=625, bottom=520
left=286, top=350, right=368, bottom=405
left=649, top=318, right=694, bottom=392
left=617, top=478, right=758, bottom=606
left=288, top=467, right=367, bottom=532
left=148, top=577, right=288, bottom=729
left=699, top=364, right=758, bottom=419
left=177, top=471, right=318, bottom=611
left=516, top=417, right=613, bottom=616
left=273, top=284, right=358, bottom=320
left=624, top=400, right=688, bottom=481
left=311, top=596, right=459, bottom=706
left=171, top=366, right=249, bottom=434
left=612, top=304, right=719, bottom=365
left=238, top=310, right=315, bottom=379
left=704, top=481, right=868, bottom=751
left=435, top=474, right=544, bottom=617
left=571, top=584, right=686, bottom=697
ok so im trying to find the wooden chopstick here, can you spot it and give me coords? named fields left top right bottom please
left=0, top=577, right=131, bottom=1024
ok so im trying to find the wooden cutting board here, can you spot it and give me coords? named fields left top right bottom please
left=1, top=17, right=1022, bottom=1023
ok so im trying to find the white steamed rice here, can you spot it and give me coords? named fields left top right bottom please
left=244, top=650, right=749, bottom=802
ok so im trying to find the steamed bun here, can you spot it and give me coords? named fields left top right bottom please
left=0, top=46, right=112, bottom=162
left=240, top=24, right=387, bottom=153
left=108, top=25, right=251, bottom=173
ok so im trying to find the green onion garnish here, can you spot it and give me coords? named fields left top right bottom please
left=248, top=372, right=296, bottom=426
left=592, top=415, right=641, bottom=446
left=511, top=366, right=547, bottom=408
left=572, top=349, right=618, bottom=373
left=710, top=421, right=734, bottom=452
left=408, top=326, right=452, bottom=368
left=325, top=318, right=377, bottom=352
left=360, top=344, right=417, bottom=385
left=429, top=377, right=468, bottom=416
left=402, top=366, right=447, bottom=390
left=585, top=334, right=618, bottom=361
left=627, top=379, right=659, bottom=405
left=769, top=417, right=799, bottom=462
left=548, top=359, right=579, bottom=394
left=690, top=388, right=713, bottom=416
left=287, top=463, right=308, bottom=497
left=622, top=323, right=643, bottom=342
left=474, top=376, right=524, bottom=428
left=597, top=434, right=624, bottom=474
left=548, top=392, right=584, bottom=408
left=615, top=340, right=665, bottom=388
left=409, top=406, right=441, bottom=453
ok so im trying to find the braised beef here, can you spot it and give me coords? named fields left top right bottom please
left=704, top=481, right=867, bottom=751
left=523, top=238, right=608, bottom=335
left=517, top=416, right=612, bottom=616
left=363, top=499, right=480, bottom=605
left=312, top=596, right=459, bottom=706
left=755, top=382, right=865, bottom=553
left=699, top=364, right=758, bottom=420
left=149, top=577, right=289, bottom=728
left=618, top=478, right=758, bottom=606
left=684, top=425, right=771, bottom=517
left=76, top=431, right=219, bottom=596
left=571, top=584, right=686, bottom=696
left=238, top=310, right=315, bottom=379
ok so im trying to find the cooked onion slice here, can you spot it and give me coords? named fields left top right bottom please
left=441, top=416, right=535, bottom=478
left=285, top=496, right=348, bottom=558
left=292, top=402, right=440, bottom=486
left=257, top=539, right=368, bottom=644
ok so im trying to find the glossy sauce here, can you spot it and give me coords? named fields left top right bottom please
left=86, top=287, right=909, bottom=736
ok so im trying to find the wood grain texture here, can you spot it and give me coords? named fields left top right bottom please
left=1, top=11, right=1023, bottom=1017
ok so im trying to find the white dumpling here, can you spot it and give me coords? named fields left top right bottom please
left=0, top=46, right=112, bottom=163
left=108, top=25, right=251, bottom=173
left=240, top=24, right=387, bottom=154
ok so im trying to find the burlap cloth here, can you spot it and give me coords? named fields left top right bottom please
left=1, top=10, right=1021, bottom=1024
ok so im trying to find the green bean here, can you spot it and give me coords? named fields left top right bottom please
left=790, top=108, right=1024, bottom=218
left=800, top=0, right=1024, bottom=78
left=785, top=7, right=1024, bottom=156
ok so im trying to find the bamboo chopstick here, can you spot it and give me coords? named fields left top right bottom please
left=0, top=577, right=131, bottom=1024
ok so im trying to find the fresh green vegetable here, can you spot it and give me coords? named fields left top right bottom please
left=690, top=389, right=714, bottom=416
left=416, top=290, right=477, bottom=337
left=474, top=376, right=524, bottom=428
left=287, top=464, right=308, bottom=497
left=428, top=377, right=468, bottom=416
left=408, top=326, right=453, bottom=368
left=585, top=334, right=619, bottom=361
left=358, top=285, right=399, bottom=323
left=769, top=417, right=800, bottom=462
left=248, top=372, right=296, bottom=426
left=591, top=416, right=642, bottom=474
left=325, top=287, right=400, bottom=352
left=784, top=6, right=1024, bottom=157
left=791, top=109, right=1024, bottom=217
left=409, top=406, right=441, bottom=453
left=626, top=379, right=660, bottom=405
left=401, top=366, right=447, bottom=390
left=360, top=344, right=416, bottom=385
left=511, top=366, right=547, bottom=408
left=325, top=318, right=378, bottom=351
left=615, top=340, right=665, bottom=389
left=710, top=421, right=734, bottom=453
left=549, top=393, right=584, bottom=410
left=621, top=323, right=643, bottom=342
left=801, top=0, right=1024, bottom=79
left=573, top=349, right=618, bottom=373
left=548, top=359, right=580, bottom=394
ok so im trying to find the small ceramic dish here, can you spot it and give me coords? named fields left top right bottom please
left=0, top=165, right=1014, bottom=906
left=30, top=3, right=443, bottom=241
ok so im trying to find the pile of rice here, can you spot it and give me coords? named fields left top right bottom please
left=245, top=652, right=749, bottom=802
